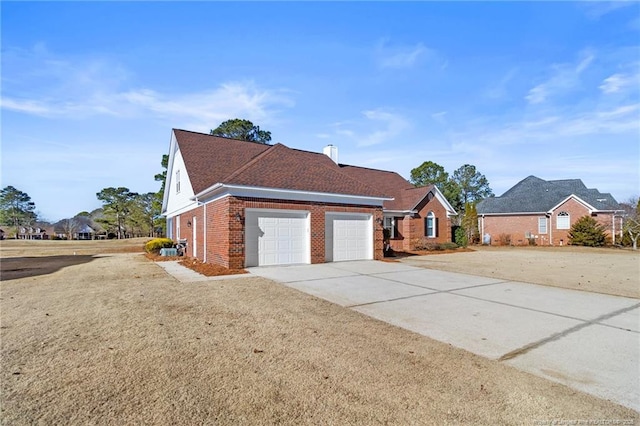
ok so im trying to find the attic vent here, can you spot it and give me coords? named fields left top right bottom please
left=596, top=198, right=607, bottom=202
left=323, top=145, right=338, bottom=164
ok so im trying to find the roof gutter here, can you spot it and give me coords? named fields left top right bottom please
left=193, top=183, right=393, bottom=205
left=383, top=209, right=418, bottom=216
left=192, top=183, right=225, bottom=200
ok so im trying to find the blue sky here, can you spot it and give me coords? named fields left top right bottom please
left=2, top=1, right=639, bottom=221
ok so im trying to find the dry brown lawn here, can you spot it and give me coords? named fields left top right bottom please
left=400, top=245, right=640, bottom=299
left=1, top=239, right=638, bottom=424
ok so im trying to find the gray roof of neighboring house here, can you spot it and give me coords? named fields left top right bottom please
left=477, top=176, right=621, bottom=214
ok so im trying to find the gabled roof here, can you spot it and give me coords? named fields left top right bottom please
left=477, top=175, right=621, bottom=214
left=174, top=129, right=270, bottom=195
left=219, top=144, right=390, bottom=198
left=338, top=165, right=413, bottom=210
left=338, top=166, right=457, bottom=214
left=173, top=130, right=389, bottom=199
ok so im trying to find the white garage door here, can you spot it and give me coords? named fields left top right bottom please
left=245, top=210, right=310, bottom=267
left=326, top=213, right=373, bottom=262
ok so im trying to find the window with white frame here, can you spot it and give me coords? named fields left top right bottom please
left=425, top=211, right=436, bottom=238
left=383, top=217, right=395, bottom=238
left=538, top=217, right=548, bottom=234
left=176, top=170, right=181, bottom=193
left=557, top=211, right=570, bottom=229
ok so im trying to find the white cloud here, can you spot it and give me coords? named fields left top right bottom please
left=431, top=111, right=447, bottom=124
left=525, top=85, right=549, bottom=105
left=1, top=47, right=294, bottom=130
left=473, top=103, right=639, bottom=146
left=525, top=50, right=595, bottom=105
left=581, top=1, right=637, bottom=19
left=599, top=73, right=637, bottom=94
left=326, top=109, right=410, bottom=148
left=375, top=39, right=434, bottom=69
left=358, top=110, right=409, bottom=146
left=485, top=68, right=518, bottom=100
left=575, top=53, right=595, bottom=73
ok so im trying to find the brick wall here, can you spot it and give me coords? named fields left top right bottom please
left=386, top=195, right=454, bottom=251
left=551, top=198, right=616, bottom=246
left=481, top=214, right=545, bottom=246
left=480, top=197, right=618, bottom=246
left=205, top=198, right=231, bottom=267
left=177, top=196, right=383, bottom=269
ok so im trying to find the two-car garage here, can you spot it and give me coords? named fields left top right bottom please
left=244, top=209, right=373, bottom=267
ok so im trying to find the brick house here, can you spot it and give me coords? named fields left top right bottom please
left=476, top=176, right=624, bottom=246
left=338, top=166, right=457, bottom=251
left=161, top=129, right=457, bottom=268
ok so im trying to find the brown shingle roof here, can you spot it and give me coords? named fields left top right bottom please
left=400, top=186, right=436, bottom=210
left=174, top=130, right=388, bottom=198
left=338, top=165, right=430, bottom=210
left=174, top=129, right=270, bottom=194
left=224, top=144, right=389, bottom=197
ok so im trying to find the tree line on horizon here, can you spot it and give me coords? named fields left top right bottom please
left=0, top=185, right=162, bottom=240
left=1, top=118, right=638, bottom=248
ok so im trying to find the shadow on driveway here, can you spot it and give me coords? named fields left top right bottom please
left=0, top=255, right=97, bottom=281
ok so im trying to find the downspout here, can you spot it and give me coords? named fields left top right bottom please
left=548, top=213, right=553, bottom=246
left=204, top=201, right=207, bottom=263
left=192, top=197, right=205, bottom=263
left=612, top=210, right=623, bottom=244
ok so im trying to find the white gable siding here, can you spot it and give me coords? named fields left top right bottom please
left=164, top=147, right=197, bottom=217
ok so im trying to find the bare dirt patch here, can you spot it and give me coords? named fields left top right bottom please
left=400, top=245, right=640, bottom=299
left=1, top=240, right=638, bottom=424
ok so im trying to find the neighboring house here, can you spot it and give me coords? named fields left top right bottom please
left=54, top=217, right=99, bottom=240
left=17, top=226, right=50, bottom=240
left=477, top=176, right=623, bottom=246
left=161, top=129, right=457, bottom=268
left=338, top=166, right=457, bottom=251
left=76, top=225, right=95, bottom=240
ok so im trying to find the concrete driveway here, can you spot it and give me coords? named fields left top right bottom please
left=248, top=260, right=640, bottom=411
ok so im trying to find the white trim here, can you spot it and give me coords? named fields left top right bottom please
left=383, top=216, right=395, bottom=238
left=192, top=216, right=197, bottom=257
left=425, top=211, right=436, bottom=238
left=548, top=194, right=596, bottom=213
left=410, top=186, right=458, bottom=216
left=557, top=211, right=571, bottom=230
left=245, top=207, right=309, bottom=215
left=383, top=209, right=416, bottom=216
left=194, top=183, right=390, bottom=206
left=538, top=216, right=548, bottom=234
left=161, top=130, right=179, bottom=215
left=245, top=208, right=311, bottom=267
left=163, top=200, right=200, bottom=218
left=479, top=212, right=545, bottom=216
left=325, top=212, right=374, bottom=262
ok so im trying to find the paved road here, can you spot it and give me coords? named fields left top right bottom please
left=248, top=260, right=640, bottom=411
